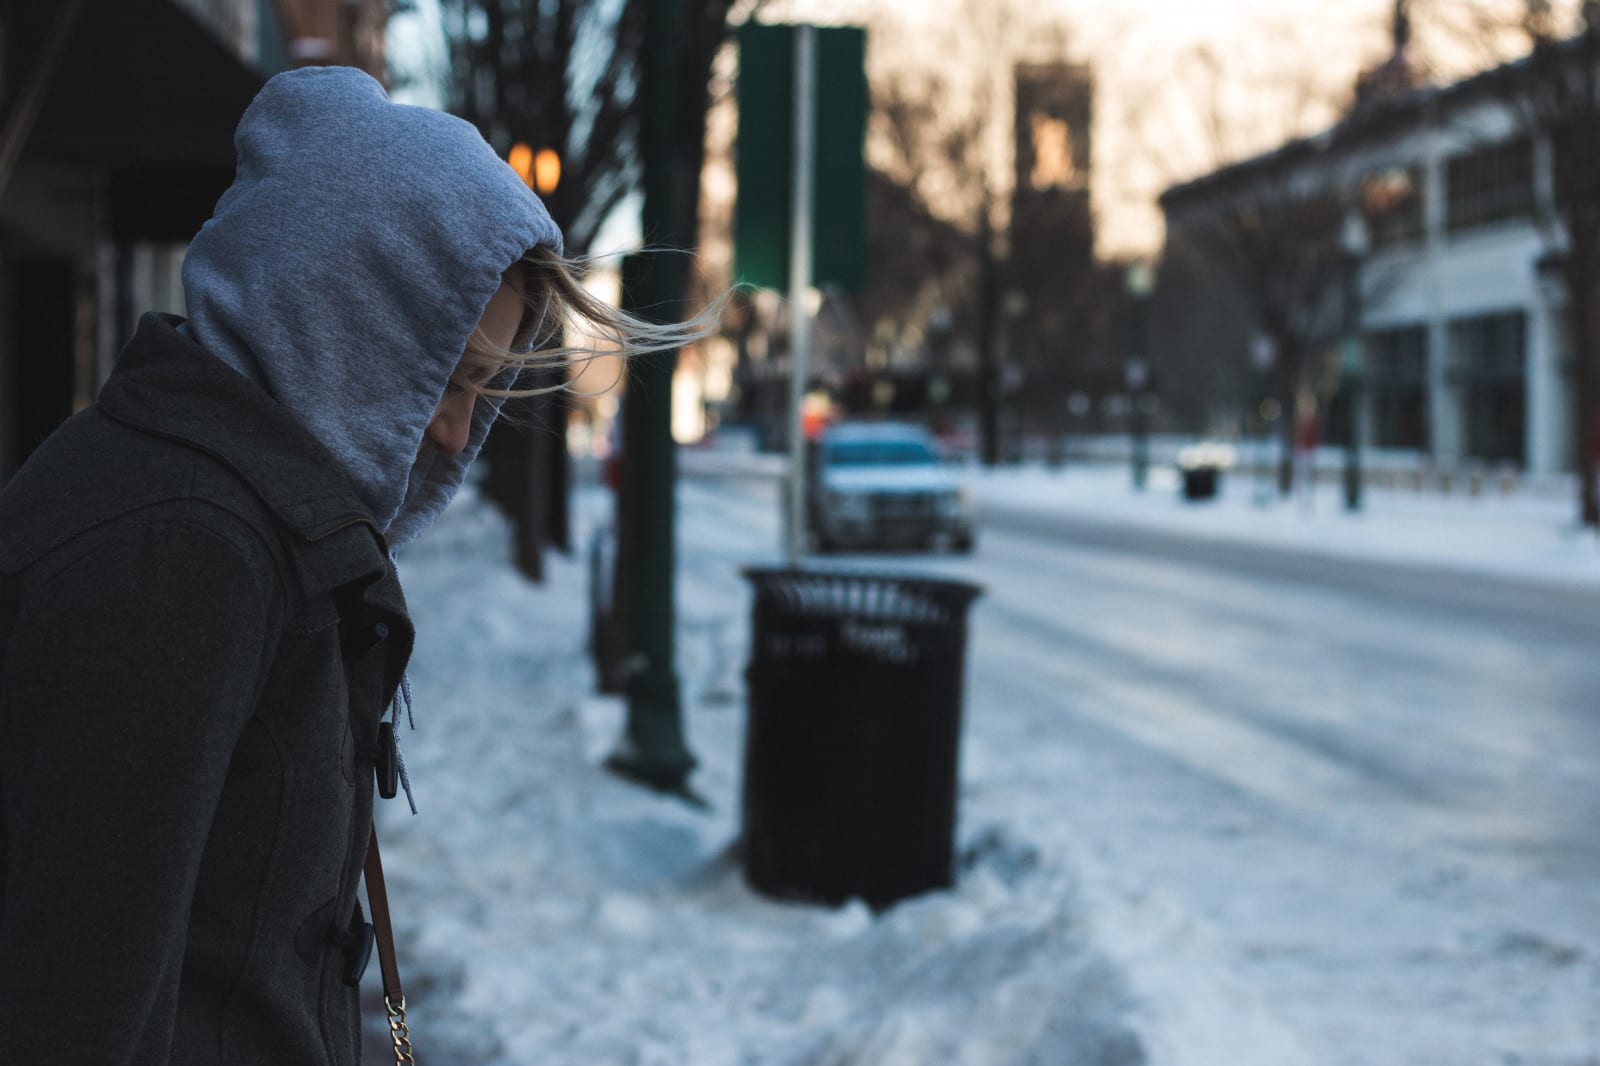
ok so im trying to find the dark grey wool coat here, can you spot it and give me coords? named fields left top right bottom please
left=0, top=314, right=415, bottom=1065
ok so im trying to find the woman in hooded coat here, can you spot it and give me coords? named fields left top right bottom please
left=0, top=67, right=698, bottom=1065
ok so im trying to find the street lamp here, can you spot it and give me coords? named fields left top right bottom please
left=927, top=306, right=953, bottom=424
left=1340, top=206, right=1369, bottom=512
left=1002, top=291, right=1028, bottom=463
left=533, top=148, right=561, bottom=196
left=1125, top=261, right=1155, bottom=490
left=508, top=143, right=534, bottom=187
left=1250, top=334, right=1278, bottom=505
left=508, top=144, right=562, bottom=197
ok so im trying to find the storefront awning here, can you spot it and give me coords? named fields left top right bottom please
left=13, top=0, right=267, bottom=241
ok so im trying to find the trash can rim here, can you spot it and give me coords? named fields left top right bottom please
left=740, top=565, right=983, bottom=600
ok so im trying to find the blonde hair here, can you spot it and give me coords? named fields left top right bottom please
left=458, top=244, right=724, bottom=400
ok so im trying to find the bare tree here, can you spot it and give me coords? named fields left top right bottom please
left=1164, top=177, right=1352, bottom=492
left=422, top=0, right=745, bottom=252
left=854, top=167, right=974, bottom=367
left=1151, top=38, right=1349, bottom=492
left=424, top=0, right=645, bottom=253
left=409, top=0, right=738, bottom=581
left=1520, top=7, right=1600, bottom=526
left=1483, top=1, right=1598, bottom=525
left=865, top=0, right=1076, bottom=464
left=1141, top=14, right=1410, bottom=493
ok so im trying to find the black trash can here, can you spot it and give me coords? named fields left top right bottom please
left=1182, top=465, right=1220, bottom=500
left=740, top=568, right=983, bottom=909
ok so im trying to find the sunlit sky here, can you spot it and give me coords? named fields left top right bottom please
left=390, top=0, right=1526, bottom=258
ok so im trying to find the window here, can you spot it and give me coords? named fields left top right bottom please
left=173, top=0, right=257, bottom=61
left=1363, top=166, right=1425, bottom=248
left=1445, top=138, right=1534, bottom=235
left=1447, top=311, right=1526, bottom=381
left=1366, top=324, right=1428, bottom=382
left=1364, top=325, right=1429, bottom=449
left=1553, top=133, right=1600, bottom=215
left=1448, top=311, right=1527, bottom=464
left=1030, top=115, right=1079, bottom=191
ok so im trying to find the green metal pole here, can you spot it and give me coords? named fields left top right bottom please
left=1132, top=397, right=1149, bottom=490
left=1342, top=227, right=1365, bottom=514
left=1343, top=373, right=1364, bottom=512
left=606, top=0, right=696, bottom=793
left=1126, top=265, right=1153, bottom=491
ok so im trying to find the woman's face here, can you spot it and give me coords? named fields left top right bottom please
left=424, top=271, right=527, bottom=456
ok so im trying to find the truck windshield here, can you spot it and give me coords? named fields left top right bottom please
left=826, top=441, right=937, bottom=466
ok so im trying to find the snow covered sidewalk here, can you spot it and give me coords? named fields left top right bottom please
left=364, top=487, right=1307, bottom=1066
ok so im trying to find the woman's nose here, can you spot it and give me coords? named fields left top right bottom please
left=425, top=392, right=474, bottom=456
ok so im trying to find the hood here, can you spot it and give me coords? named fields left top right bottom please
left=181, top=66, right=562, bottom=552
left=822, top=465, right=960, bottom=494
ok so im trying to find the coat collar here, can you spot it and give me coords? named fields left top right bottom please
left=99, top=314, right=379, bottom=544
left=98, top=315, right=408, bottom=616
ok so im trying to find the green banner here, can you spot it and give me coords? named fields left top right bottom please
left=734, top=23, right=867, bottom=293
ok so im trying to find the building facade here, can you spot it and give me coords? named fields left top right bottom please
left=0, top=0, right=389, bottom=485
left=1160, top=59, right=1579, bottom=476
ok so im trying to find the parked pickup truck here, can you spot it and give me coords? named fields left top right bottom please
left=807, top=422, right=976, bottom=553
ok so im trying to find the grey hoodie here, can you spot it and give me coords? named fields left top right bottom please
left=182, top=66, right=563, bottom=552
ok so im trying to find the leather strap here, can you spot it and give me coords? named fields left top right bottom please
left=363, top=825, right=404, bottom=1003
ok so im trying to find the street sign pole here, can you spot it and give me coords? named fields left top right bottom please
left=1342, top=208, right=1368, bottom=513
left=784, top=25, right=816, bottom=568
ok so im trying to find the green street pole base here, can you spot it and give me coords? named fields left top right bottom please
left=606, top=668, right=703, bottom=803
left=604, top=751, right=710, bottom=808
left=1344, top=455, right=1363, bottom=513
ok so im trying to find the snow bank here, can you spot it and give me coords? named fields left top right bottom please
left=973, top=462, right=1600, bottom=589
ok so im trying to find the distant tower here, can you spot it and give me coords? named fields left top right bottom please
left=1010, top=64, right=1094, bottom=277
left=1008, top=63, right=1095, bottom=405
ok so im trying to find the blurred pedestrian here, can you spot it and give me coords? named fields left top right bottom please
left=0, top=68, right=709, bottom=1066
left=1293, top=399, right=1322, bottom=510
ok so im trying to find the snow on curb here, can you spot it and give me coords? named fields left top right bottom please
left=973, top=463, right=1600, bottom=589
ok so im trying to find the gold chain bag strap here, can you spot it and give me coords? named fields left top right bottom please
left=365, top=827, right=417, bottom=1065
